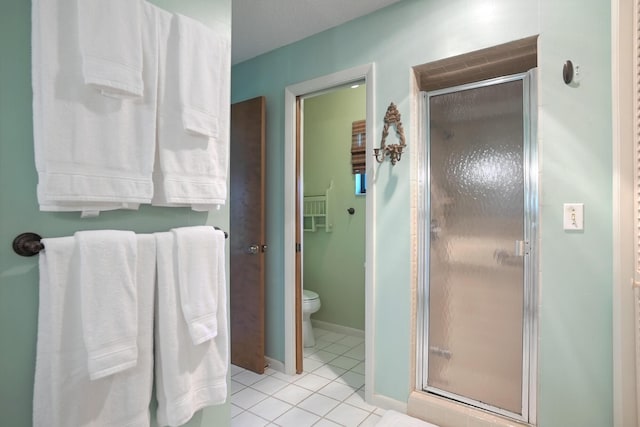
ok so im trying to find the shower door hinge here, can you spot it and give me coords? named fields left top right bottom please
left=295, top=243, right=301, bottom=252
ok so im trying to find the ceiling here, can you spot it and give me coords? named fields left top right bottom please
left=231, top=0, right=404, bottom=65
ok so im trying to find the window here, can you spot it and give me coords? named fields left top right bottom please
left=355, top=173, right=366, bottom=195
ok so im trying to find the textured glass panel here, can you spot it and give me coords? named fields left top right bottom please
left=427, top=80, right=524, bottom=414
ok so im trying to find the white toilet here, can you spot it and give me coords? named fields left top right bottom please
left=302, top=290, right=321, bottom=348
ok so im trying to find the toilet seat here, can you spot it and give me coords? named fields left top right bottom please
left=303, top=290, right=319, bottom=301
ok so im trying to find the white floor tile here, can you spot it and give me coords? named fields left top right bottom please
left=314, top=339, right=333, bottom=350
left=273, top=407, right=320, bottom=427
left=232, top=387, right=269, bottom=409
left=272, top=383, right=314, bottom=405
left=231, top=364, right=245, bottom=376
left=336, top=371, right=365, bottom=389
left=344, top=389, right=377, bottom=412
left=270, top=370, right=300, bottom=383
left=247, top=396, right=292, bottom=421
left=313, top=419, right=342, bottom=427
left=359, top=413, right=383, bottom=427
left=304, top=346, right=319, bottom=357
left=328, top=355, right=360, bottom=370
left=231, top=411, right=269, bottom=427
left=251, top=375, right=289, bottom=395
left=320, top=332, right=347, bottom=342
left=303, top=357, right=325, bottom=372
left=336, top=335, right=364, bottom=347
left=231, top=380, right=247, bottom=395
left=312, top=365, right=347, bottom=380
left=294, top=372, right=332, bottom=391
left=323, top=343, right=351, bottom=355
left=297, top=393, right=340, bottom=416
left=317, top=381, right=358, bottom=401
left=343, top=344, right=365, bottom=360
left=374, top=407, right=386, bottom=416
left=351, top=361, right=366, bottom=375
left=231, top=329, right=380, bottom=427
left=263, top=367, right=278, bottom=376
left=307, top=350, right=339, bottom=364
left=325, top=402, right=370, bottom=427
left=230, top=404, right=244, bottom=418
left=234, top=369, right=267, bottom=386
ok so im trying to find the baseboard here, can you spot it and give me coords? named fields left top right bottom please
left=311, top=319, right=365, bottom=338
left=265, top=356, right=285, bottom=374
left=370, top=393, right=408, bottom=413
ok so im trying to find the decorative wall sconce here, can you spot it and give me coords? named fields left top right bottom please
left=374, top=102, right=406, bottom=165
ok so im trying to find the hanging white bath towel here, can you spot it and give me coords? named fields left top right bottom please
left=33, top=234, right=156, bottom=427
left=152, top=10, right=230, bottom=210
left=154, top=229, right=228, bottom=427
left=31, top=0, right=158, bottom=214
left=74, top=230, right=138, bottom=380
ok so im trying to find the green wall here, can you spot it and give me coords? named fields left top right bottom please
left=0, top=1, right=231, bottom=426
left=232, top=0, right=613, bottom=425
left=303, top=85, right=366, bottom=331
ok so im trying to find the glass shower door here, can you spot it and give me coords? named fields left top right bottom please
left=425, top=74, right=533, bottom=418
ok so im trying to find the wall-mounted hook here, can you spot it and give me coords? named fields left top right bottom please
left=563, top=60, right=574, bottom=84
left=347, top=208, right=355, bottom=215
left=563, top=60, right=581, bottom=86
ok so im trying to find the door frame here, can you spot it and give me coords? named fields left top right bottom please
left=283, top=63, right=375, bottom=395
left=611, top=0, right=638, bottom=425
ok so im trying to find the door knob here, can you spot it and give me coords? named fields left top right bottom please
left=247, top=244, right=260, bottom=255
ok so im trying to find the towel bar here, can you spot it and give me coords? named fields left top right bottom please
left=12, top=228, right=229, bottom=257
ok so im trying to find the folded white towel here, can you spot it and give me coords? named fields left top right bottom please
left=74, top=230, right=138, bottom=380
left=33, top=234, right=156, bottom=427
left=77, top=0, right=144, bottom=98
left=155, top=231, right=228, bottom=427
left=375, top=410, right=441, bottom=427
left=152, top=11, right=230, bottom=210
left=172, top=226, right=225, bottom=344
left=32, top=0, right=158, bottom=213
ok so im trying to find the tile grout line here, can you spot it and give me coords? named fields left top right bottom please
left=231, top=327, right=382, bottom=427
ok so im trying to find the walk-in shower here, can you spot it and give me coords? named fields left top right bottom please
left=418, top=70, right=537, bottom=422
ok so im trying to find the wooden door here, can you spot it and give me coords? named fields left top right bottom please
left=230, top=96, right=266, bottom=373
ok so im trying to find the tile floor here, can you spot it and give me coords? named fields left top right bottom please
left=231, top=327, right=384, bottom=427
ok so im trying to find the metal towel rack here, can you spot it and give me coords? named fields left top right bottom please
left=12, top=228, right=229, bottom=257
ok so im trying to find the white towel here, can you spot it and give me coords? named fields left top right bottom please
left=152, top=11, right=230, bottom=210
left=375, top=410, right=441, bottom=427
left=155, top=231, right=228, bottom=427
left=74, top=230, right=138, bottom=380
left=172, top=226, right=225, bottom=344
left=33, top=234, right=156, bottom=427
left=77, top=0, right=144, bottom=98
left=32, top=0, right=158, bottom=213
left=176, top=14, right=227, bottom=138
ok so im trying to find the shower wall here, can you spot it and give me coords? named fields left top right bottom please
left=303, top=85, right=366, bottom=330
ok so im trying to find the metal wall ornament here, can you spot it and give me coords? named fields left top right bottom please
left=374, top=102, right=406, bottom=165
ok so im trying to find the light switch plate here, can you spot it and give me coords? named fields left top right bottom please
left=563, top=203, right=584, bottom=230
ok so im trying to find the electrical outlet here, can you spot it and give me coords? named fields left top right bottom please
left=563, top=203, right=584, bottom=230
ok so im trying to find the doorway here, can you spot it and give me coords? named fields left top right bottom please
left=300, top=82, right=367, bottom=370
left=419, top=71, right=538, bottom=422
left=283, top=64, right=375, bottom=401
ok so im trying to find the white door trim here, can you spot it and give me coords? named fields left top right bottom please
left=612, top=0, right=638, bottom=426
left=283, top=64, right=376, bottom=402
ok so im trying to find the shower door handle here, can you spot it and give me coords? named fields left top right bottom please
left=514, top=240, right=528, bottom=256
